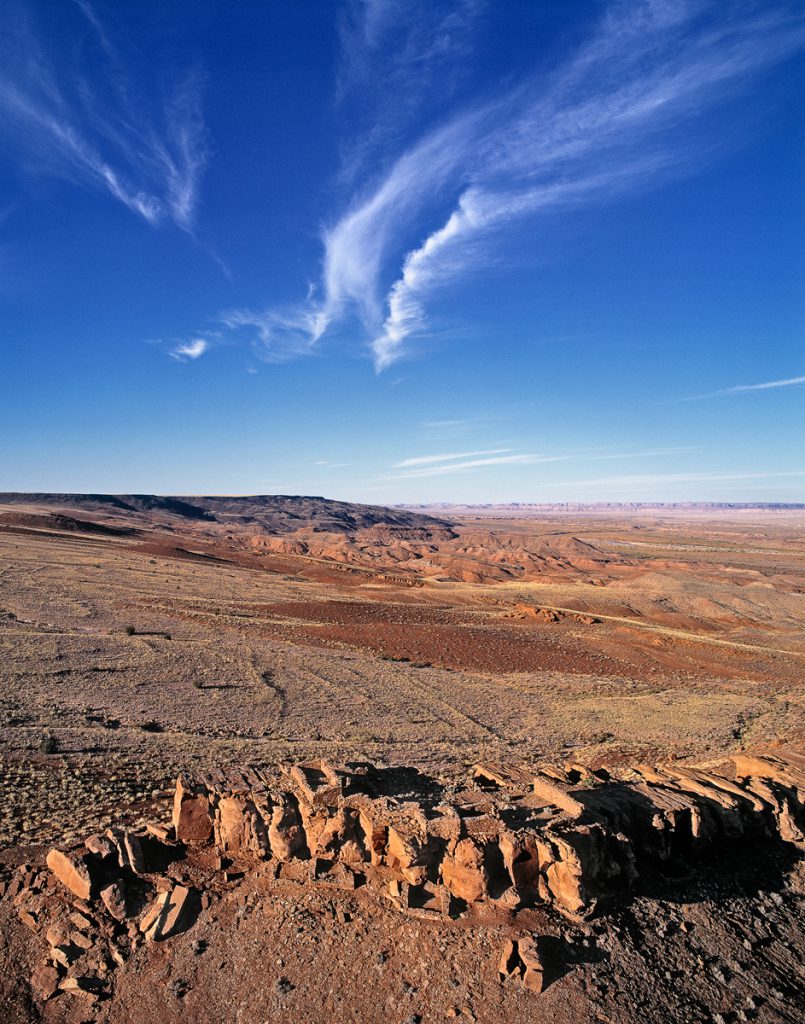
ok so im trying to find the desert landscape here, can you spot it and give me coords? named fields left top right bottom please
left=3, top=2, right=802, bottom=1022
left=0, top=493, right=802, bottom=1023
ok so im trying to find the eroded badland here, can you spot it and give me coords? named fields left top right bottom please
left=0, top=494, right=802, bottom=1023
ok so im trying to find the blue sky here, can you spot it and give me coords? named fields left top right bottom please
left=1, top=0, right=803, bottom=502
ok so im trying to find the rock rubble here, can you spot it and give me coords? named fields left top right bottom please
left=8, top=747, right=802, bottom=1013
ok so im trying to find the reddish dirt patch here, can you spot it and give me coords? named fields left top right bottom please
left=249, top=599, right=632, bottom=675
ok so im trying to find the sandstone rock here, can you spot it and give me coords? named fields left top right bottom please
left=532, top=774, right=585, bottom=818
left=268, top=794, right=308, bottom=861
left=140, top=885, right=199, bottom=942
left=100, top=881, right=129, bottom=921
left=69, top=909, right=94, bottom=931
left=215, top=795, right=270, bottom=857
left=499, top=934, right=544, bottom=993
left=29, top=742, right=805, bottom=1007
left=291, top=760, right=344, bottom=807
left=17, top=909, right=40, bottom=933
left=387, top=831, right=427, bottom=885
left=743, top=777, right=804, bottom=847
left=314, top=807, right=367, bottom=865
left=159, top=885, right=199, bottom=939
left=139, top=892, right=169, bottom=938
left=84, top=834, right=115, bottom=861
left=31, top=963, right=61, bottom=1002
left=441, top=838, right=488, bottom=903
left=310, top=859, right=359, bottom=889
left=107, top=828, right=146, bottom=873
left=146, top=821, right=175, bottom=843
left=358, top=805, right=387, bottom=866
left=499, top=832, right=542, bottom=900
left=46, top=848, right=98, bottom=901
left=473, top=762, right=534, bottom=791
left=70, top=930, right=94, bottom=951
left=173, top=774, right=213, bottom=844
left=46, top=924, right=68, bottom=947
left=59, top=975, right=103, bottom=1001
left=50, top=941, right=82, bottom=968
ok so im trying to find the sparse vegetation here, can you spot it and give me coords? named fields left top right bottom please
left=38, top=733, right=58, bottom=755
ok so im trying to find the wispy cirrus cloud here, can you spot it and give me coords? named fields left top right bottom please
left=687, top=374, right=805, bottom=399
left=336, top=0, right=485, bottom=181
left=395, top=448, right=509, bottom=468
left=0, top=1, right=207, bottom=230
left=219, top=0, right=803, bottom=369
left=388, top=452, right=559, bottom=479
left=170, top=338, right=209, bottom=361
left=421, top=418, right=489, bottom=429
left=386, top=443, right=703, bottom=480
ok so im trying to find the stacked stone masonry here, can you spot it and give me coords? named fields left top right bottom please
left=8, top=748, right=803, bottom=1009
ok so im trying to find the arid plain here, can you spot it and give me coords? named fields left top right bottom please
left=0, top=494, right=803, bottom=1023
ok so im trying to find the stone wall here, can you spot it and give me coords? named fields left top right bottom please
left=9, top=748, right=803, bottom=1009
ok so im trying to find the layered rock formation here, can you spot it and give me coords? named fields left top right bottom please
left=10, top=749, right=803, bottom=1011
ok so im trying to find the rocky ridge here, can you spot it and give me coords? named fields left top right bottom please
left=5, top=748, right=802, bottom=1015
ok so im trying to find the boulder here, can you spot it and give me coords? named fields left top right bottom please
left=499, top=935, right=544, bottom=993
left=441, top=838, right=488, bottom=903
left=268, top=794, right=308, bottom=861
left=173, top=774, right=213, bottom=844
left=30, top=963, right=60, bottom=1002
left=215, top=796, right=270, bottom=857
left=100, top=881, right=129, bottom=921
left=46, top=848, right=99, bottom=902
left=139, top=885, right=199, bottom=941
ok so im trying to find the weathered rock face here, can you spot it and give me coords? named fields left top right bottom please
left=14, top=748, right=804, bottom=1014
left=499, top=934, right=545, bottom=992
left=45, top=849, right=99, bottom=902
left=441, top=838, right=489, bottom=903
left=137, top=750, right=805, bottom=923
left=139, top=885, right=199, bottom=941
left=173, top=775, right=214, bottom=844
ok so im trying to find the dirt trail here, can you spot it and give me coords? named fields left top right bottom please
left=528, top=602, right=805, bottom=658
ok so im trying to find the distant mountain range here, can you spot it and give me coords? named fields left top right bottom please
left=0, top=493, right=454, bottom=534
left=396, top=502, right=805, bottom=511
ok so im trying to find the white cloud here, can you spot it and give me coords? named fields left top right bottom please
left=0, top=2, right=207, bottom=230
left=386, top=443, right=703, bottom=479
left=689, top=374, right=805, bottom=399
left=388, top=453, right=567, bottom=479
left=421, top=418, right=487, bottom=429
left=395, top=448, right=510, bottom=468
left=218, top=306, right=330, bottom=363
left=171, top=338, right=209, bottom=361
left=336, top=0, right=485, bottom=179
left=250, top=0, right=805, bottom=369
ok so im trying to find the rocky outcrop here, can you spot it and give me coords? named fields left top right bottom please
left=11, top=748, right=803, bottom=1013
